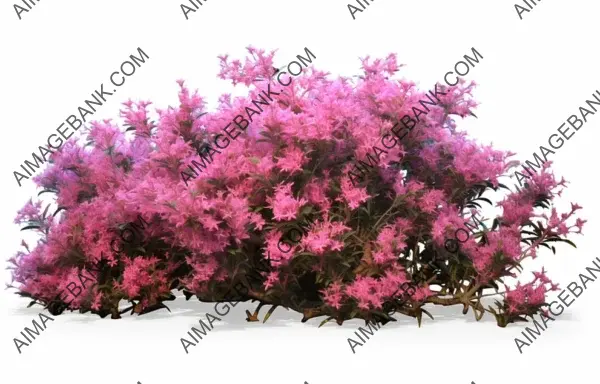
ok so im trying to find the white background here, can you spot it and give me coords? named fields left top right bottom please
left=1, top=1, right=599, bottom=383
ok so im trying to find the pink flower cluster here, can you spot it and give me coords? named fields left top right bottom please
left=504, top=268, right=560, bottom=316
left=8, top=47, right=585, bottom=326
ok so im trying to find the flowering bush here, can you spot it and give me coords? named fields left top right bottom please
left=9, top=47, right=586, bottom=327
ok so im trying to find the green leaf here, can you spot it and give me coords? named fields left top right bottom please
left=421, top=308, right=434, bottom=320
left=20, top=225, right=41, bottom=231
left=263, top=305, right=279, bottom=323
left=477, top=197, right=492, bottom=205
left=38, top=189, right=57, bottom=197
left=318, top=316, right=335, bottom=328
left=520, top=230, right=537, bottom=236
left=491, top=218, right=501, bottom=231
left=53, top=206, right=67, bottom=217
left=42, top=204, right=51, bottom=219
left=544, top=238, right=577, bottom=248
left=371, top=311, right=394, bottom=321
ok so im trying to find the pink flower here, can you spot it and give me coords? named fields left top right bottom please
left=321, top=281, right=345, bottom=309
left=263, top=271, right=279, bottom=290
left=338, top=176, right=371, bottom=210
left=275, top=146, right=308, bottom=174
left=300, top=220, right=350, bottom=256
left=267, top=183, right=308, bottom=221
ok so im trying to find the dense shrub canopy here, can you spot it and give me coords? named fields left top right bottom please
left=10, top=47, right=586, bottom=326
